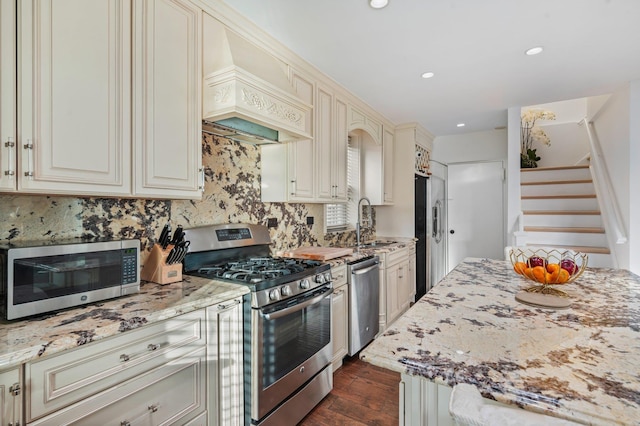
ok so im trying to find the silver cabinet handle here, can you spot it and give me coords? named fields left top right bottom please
left=120, top=354, right=130, bottom=362
left=290, top=179, right=296, bottom=195
left=147, top=343, right=160, bottom=351
left=218, top=299, right=242, bottom=310
left=198, top=167, right=205, bottom=192
left=121, top=422, right=131, bottom=426
left=148, top=404, right=159, bottom=413
left=23, top=139, right=34, bottom=178
left=4, top=138, right=15, bottom=177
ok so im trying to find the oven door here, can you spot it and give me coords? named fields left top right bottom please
left=252, top=284, right=332, bottom=421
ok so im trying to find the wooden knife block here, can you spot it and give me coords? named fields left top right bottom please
left=141, top=244, right=183, bottom=285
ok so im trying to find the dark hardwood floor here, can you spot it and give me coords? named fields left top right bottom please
left=299, top=356, right=401, bottom=425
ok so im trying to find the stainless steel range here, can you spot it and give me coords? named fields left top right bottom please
left=182, top=223, right=333, bottom=426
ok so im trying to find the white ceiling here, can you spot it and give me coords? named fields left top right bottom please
left=220, top=0, right=640, bottom=136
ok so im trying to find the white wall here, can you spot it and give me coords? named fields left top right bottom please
left=591, top=84, right=631, bottom=270
left=536, top=122, right=590, bottom=167
left=432, top=128, right=507, bottom=164
left=628, top=80, right=640, bottom=275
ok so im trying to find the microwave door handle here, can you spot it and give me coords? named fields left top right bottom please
left=262, top=288, right=332, bottom=320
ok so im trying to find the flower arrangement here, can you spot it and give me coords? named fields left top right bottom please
left=520, top=109, right=556, bottom=168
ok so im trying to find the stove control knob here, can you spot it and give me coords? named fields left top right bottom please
left=281, top=285, right=292, bottom=297
left=315, top=274, right=325, bottom=284
left=268, top=289, right=280, bottom=301
left=323, top=272, right=332, bottom=282
left=299, top=279, right=310, bottom=289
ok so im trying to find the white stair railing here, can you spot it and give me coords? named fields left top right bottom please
left=581, top=118, right=627, bottom=253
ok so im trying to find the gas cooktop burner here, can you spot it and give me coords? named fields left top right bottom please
left=196, top=256, right=324, bottom=284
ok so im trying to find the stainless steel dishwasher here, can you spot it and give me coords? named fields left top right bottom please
left=347, top=255, right=380, bottom=355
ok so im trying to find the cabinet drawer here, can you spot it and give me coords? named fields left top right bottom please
left=331, top=264, right=348, bottom=287
left=29, top=347, right=206, bottom=426
left=26, top=309, right=205, bottom=421
left=385, top=246, right=409, bottom=267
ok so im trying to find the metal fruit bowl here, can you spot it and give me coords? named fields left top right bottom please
left=509, top=247, right=588, bottom=286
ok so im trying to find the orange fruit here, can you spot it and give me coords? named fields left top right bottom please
left=546, top=263, right=560, bottom=274
left=532, top=266, right=546, bottom=283
left=523, top=267, right=535, bottom=280
left=514, top=262, right=527, bottom=275
left=547, top=269, right=560, bottom=283
left=556, top=269, right=570, bottom=284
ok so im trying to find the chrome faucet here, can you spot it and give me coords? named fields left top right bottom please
left=356, top=197, right=372, bottom=248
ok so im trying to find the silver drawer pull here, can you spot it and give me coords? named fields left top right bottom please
left=121, top=422, right=131, bottom=426
left=120, top=354, right=130, bottom=362
left=147, top=343, right=160, bottom=351
left=148, top=403, right=159, bottom=413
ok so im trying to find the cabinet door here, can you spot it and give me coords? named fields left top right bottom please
left=207, top=300, right=244, bottom=426
left=288, top=70, right=315, bottom=200
left=398, top=260, right=412, bottom=312
left=132, top=0, right=203, bottom=199
left=383, top=127, right=394, bottom=204
left=18, top=0, right=132, bottom=195
left=316, top=85, right=333, bottom=200
left=331, top=284, right=348, bottom=369
left=386, top=263, right=402, bottom=326
left=0, top=0, right=16, bottom=191
left=333, top=96, right=348, bottom=201
left=0, top=368, right=21, bottom=426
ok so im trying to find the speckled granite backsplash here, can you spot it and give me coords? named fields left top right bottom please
left=0, top=134, right=373, bottom=263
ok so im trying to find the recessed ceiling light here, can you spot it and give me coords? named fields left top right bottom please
left=421, top=72, right=435, bottom=79
left=525, top=46, right=543, bottom=56
left=369, top=0, right=389, bottom=9
left=456, top=123, right=465, bottom=128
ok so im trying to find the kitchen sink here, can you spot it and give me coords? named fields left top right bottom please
left=357, top=240, right=397, bottom=248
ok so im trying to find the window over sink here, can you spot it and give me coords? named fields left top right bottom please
left=325, top=135, right=360, bottom=232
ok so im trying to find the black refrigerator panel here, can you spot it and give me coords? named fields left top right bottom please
left=414, top=174, right=428, bottom=301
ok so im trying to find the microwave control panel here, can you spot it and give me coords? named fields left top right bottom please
left=122, top=248, right=139, bottom=284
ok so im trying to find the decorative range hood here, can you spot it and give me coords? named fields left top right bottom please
left=202, top=15, right=312, bottom=144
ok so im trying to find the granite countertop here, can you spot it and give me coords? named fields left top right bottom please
left=0, top=276, right=249, bottom=370
left=361, top=257, right=640, bottom=425
left=325, top=237, right=417, bottom=268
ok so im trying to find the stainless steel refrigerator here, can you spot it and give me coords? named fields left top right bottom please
left=414, top=162, right=447, bottom=300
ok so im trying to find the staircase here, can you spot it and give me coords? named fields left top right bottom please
left=520, top=164, right=613, bottom=267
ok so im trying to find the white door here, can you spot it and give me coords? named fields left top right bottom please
left=447, top=161, right=505, bottom=271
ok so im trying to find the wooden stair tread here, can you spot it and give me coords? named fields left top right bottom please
left=520, top=165, right=590, bottom=172
left=521, top=194, right=596, bottom=200
left=521, top=179, right=592, bottom=186
left=523, top=210, right=601, bottom=215
left=526, top=244, right=611, bottom=255
left=524, top=226, right=605, bottom=234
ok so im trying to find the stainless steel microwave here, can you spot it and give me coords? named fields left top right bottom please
left=0, top=239, right=140, bottom=320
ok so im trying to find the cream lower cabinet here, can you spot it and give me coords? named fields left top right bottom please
left=0, top=367, right=22, bottom=426
left=206, top=299, right=244, bottom=426
left=12, top=0, right=202, bottom=199
left=331, top=264, right=349, bottom=371
left=380, top=243, right=416, bottom=331
left=23, top=301, right=245, bottom=426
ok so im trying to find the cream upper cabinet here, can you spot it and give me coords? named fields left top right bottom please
left=17, top=0, right=132, bottom=196
left=383, top=126, right=394, bottom=204
left=132, top=0, right=203, bottom=199
left=12, top=0, right=203, bottom=199
left=348, top=105, right=382, bottom=144
left=316, top=85, right=348, bottom=202
left=261, top=69, right=315, bottom=202
left=0, top=0, right=16, bottom=191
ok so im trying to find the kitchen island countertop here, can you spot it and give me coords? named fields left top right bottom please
left=0, top=276, right=249, bottom=370
left=361, top=257, right=640, bottom=425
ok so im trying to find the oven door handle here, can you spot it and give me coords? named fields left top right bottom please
left=262, top=288, right=332, bottom=320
